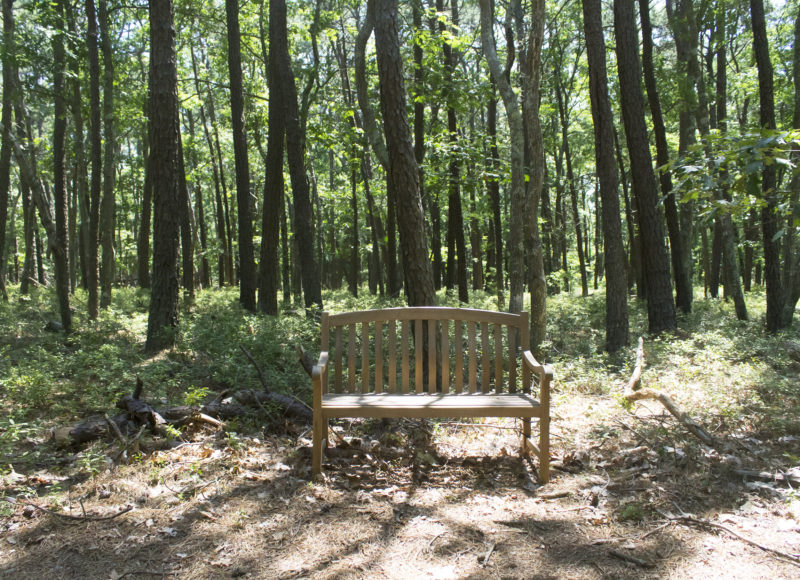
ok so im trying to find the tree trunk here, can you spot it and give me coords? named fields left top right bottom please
left=225, top=0, right=256, bottom=311
left=375, top=0, right=436, bottom=307
left=145, top=0, right=181, bottom=353
left=442, top=0, right=469, bottom=303
left=750, top=0, right=785, bottom=332
left=272, top=0, right=322, bottom=312
left=486, top=88, right=505, bottom=304
left=480, top=0, right=526, bottom=314
left=713, top=7, right=747, bottom=321
left=52, top=0, right=72, bottom=330
left=614, top=0, right=677, bottom=334
left=521, top=0, right=547, bottom=354
left=355, top=0, right=400, bottom=297
left=0, top=0, right=12, bottom=300
left=99, top=0, right=115, bottom=309
left=86, top=0, right=102, bottom=319
left=640, top=0, right=692, bottom=314
left=186, top=110, right=210, bottom=288
left=177, top=127, right=194, bottom=296
left=583, top=0, right=629, bottom=352
left=486, top=87, right=504, bottom=305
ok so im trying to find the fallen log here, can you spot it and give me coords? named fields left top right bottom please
left=54, top=375, right=312, bottom=448
left=624, top=337, right=717, bottom=447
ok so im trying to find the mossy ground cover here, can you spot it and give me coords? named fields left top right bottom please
left=1, top=284, right=799, bottom=578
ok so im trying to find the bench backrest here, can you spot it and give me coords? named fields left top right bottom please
left=320, top=307, right=530, bottom=395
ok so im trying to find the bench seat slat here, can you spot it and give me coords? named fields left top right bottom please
left=321, top=393, right=543, bottom=419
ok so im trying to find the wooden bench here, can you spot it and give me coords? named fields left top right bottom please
left=311, top=307, right=552, bottom=482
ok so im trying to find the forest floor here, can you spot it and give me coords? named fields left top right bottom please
left=1, top=286, right=800, bottom=579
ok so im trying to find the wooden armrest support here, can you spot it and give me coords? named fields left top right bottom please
left=312, top=352, right=329, bottom=379
left=523, top=351, right=553, bottom=380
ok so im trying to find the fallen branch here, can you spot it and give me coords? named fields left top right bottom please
left=3, top=498, right=133, bottom=523
left=659, top=510, right=800, bottom=567
left=623, top=337, right=717, bottom=447
left=240, top=345, right=313, bottom=419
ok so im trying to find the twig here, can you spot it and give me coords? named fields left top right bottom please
left=608, top=548, right=655, bottom=569
left=659, top=509, right=800, bottom=567
left=481, top=541, right=496, bottom=566
left=4, top=498, right=133, bottom=522
left=240, top=345, right=312, bottom=413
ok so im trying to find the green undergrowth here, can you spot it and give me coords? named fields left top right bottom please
left=1, top=283, right=799, bottom=462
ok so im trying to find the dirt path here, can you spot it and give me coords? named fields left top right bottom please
left=2, top=393, right=799, bottom=579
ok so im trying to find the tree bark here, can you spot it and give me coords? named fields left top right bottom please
left=639, top=0, right=692, bottom=314
left=99, top=0, right=115, bottom=309
left=442, top=0, right=469, bottom=303
left=86, top=0, right=102, bottom=319
left=480, top=0, right=526, bottom=314
left=614, top=0, right=677, bottom=334
left=273, top=0, right=322, bottom=311
left=355, top=0, right=400, bottom=297
left=486, top=86, right=504, bottom=306
left=750, top=0, right=785, bottom=332
left=583, top=0, right=629, bottom=352
left=51, top=0, right=72, bottom=330
left=374, top=0, right=436, bottom=307
left=0, top=0, right=13, bottom=300
left=145, top=0, right=181, bottom=352
left=225, top=0, right=256, bottom=311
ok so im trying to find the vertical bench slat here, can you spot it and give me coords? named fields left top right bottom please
left=388, top=320, right=397, bottom=393
left=361, top=322, right=370, bottom=393
left=375, top=320, right=384, bottom=393
left=468, top=321, right=477, bottom=394
left=428, top=319, right=436, bottom=393
left=509, top=325, right=517, bottom=393
left=415, top=319, right=423, bottom=394
left=454, top=319, right=463, bottom=393
left=494, top=323, right=503, bottom=393
left=441, top=320, right=450, bottom=392
left=334, top=326, right=343, bottom=393
left=320, top=313, right=330, bottom=394
left=401, top=320, right=410, bottom=394
left=481, top=323, right=490, bottom=393
left=520, top=311, right=531, bottom=393
left=348, top=323, right=356, bottom=393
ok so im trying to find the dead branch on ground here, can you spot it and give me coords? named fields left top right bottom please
left=624, top=337, right=717, bottom=447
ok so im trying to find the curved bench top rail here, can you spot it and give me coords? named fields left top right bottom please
left=323, top=307, right=527, bottom=327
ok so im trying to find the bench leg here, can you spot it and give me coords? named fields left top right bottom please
left=521, top=417, right=532, bottom=458
left=312, top=413, right=327, bottom=478
left=539, top=416, right=550, bottom=483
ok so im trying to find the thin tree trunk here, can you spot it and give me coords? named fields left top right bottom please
left=0, top=0, right=12, bottom=300
left=146, top=0, right=181, bottom=352
left=375, top=0, right=436, bottom=307
left=614, top=0, right=677, bottom=333
left=50, top=0, right=71, bottom=330
left=98, top=0, right=115, bottom=307
left=273, top=0, right=322, bottom=311
left=583, top=0, right=629, bottom=352
left=226, top=0, right=256, bottom=311
left=639, top=0, right=692, bottom=314
left=355, top=0, right=400, bottom=297
left=86, top=0, right=102, bottom=319
left=486, top=87, right=504, bottom=306
left=480, top=0, right=526, bottom=314
left=442, top=0, right=469, bottom=303
left=521, top=0, right=547, bottom=353
left=750, top=0, right=785, bottom=331
left=177, top=127, right=194, bottom=296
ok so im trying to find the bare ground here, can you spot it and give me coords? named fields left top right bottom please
left=2, top=390, right=799, bottom=580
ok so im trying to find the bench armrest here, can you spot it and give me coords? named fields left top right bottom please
left=312, top=352, right=329, bottom=410
left=522, top=350, right=553, bottom=403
